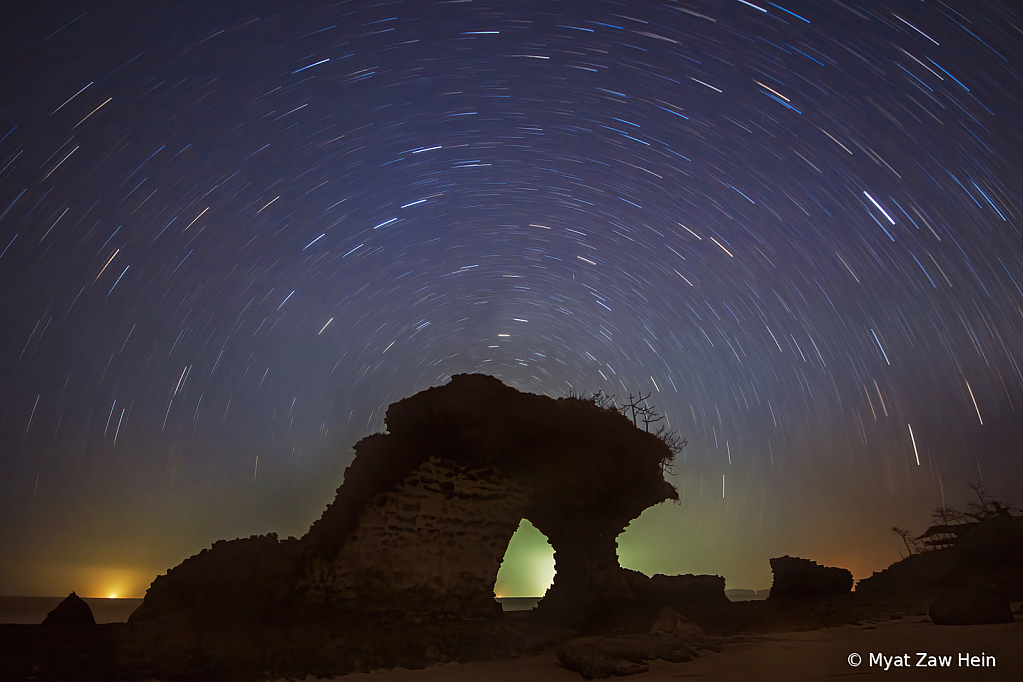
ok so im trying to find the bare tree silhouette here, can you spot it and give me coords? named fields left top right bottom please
left=892, top=527, right=922, bottom=556
left=932, top=504, right=970, bottom=525
left=962, top=482, right=1019, bottom=521
left=966, top=482, right=996, bottom=519
left=575, top=389, right=686, bottom=474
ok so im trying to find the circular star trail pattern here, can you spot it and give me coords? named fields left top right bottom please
left=1, top=1, right=1022, bottom=596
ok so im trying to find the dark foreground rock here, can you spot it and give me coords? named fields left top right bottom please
left=769, top=556, right=853, bottom=599
left=1, top=623, right=126, bottom=681
left=1, top=592, right=936, bottom=681
left=41, top=592, right=96, bottom=629
left=929, top=585, right=1015, bottom=625
left=2, top=612, right=577, bottom=682
left=126, top=612, right=579, bottom=681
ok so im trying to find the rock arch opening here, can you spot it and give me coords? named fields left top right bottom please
left=494, top=519, right=555, bottom=599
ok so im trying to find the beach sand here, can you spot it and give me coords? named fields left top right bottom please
left=323, top=616, right=1021, bottom=681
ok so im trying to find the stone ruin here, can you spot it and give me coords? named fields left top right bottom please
left=131, top=374, right=679, bottom=625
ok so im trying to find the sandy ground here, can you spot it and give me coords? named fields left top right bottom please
left=320, top=616, right=1022, bottom=681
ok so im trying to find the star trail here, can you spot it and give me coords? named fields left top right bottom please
left=2, top=1, right=1022, bottom=598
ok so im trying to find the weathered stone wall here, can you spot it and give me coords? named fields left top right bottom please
left=301, top=457, right=532, bottom=617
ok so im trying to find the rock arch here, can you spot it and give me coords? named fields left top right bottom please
left=131, top=374, right=678, bottom=624
left=300, top=374, right=678, bottom=620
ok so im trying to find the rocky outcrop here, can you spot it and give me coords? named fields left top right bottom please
left=42, top=592, right=95, bottom=628
left=132, top=374, right=678, bottom=625
left=929, top=585, right=1014, bottom=625
left=768, top=556, right=853, bottom=599
left=856, top=518, right=1023, bottom=600
left=129, top=533, right=304, bottom=624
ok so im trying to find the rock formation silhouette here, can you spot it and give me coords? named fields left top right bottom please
left=131, top=374, right=678, bottom=625
left=623, top=570, right=729, bottom=610
left=42, top=592, right=96, bottom=628
left=856, top=516, right=1023, bottom=600
left=768, top=556, right=853, bottom=599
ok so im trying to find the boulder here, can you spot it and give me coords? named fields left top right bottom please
left=42, top=592, right=96, bottom=628
left=769, top=556, right=852, bottom=599
left=929, top=585, right=1014, bottom=625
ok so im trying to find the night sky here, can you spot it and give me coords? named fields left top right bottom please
left=2, top=0, right=1022, bottom=600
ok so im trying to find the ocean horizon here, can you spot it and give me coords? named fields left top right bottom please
left=0, top=596, right=144, bottom=625
left=0, top=595, right=547, bottom=624
left=0, top=590, right=770, bottom=625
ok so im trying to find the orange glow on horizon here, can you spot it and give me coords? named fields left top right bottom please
left=28, top=564, right=152, bottom=600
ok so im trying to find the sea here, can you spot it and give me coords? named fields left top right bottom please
left=0, top=596, right=144, bottom=624
left=0, top=596, right=542, bottom=624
